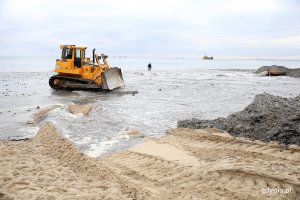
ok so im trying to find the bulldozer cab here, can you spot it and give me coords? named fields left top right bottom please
left=61, top=45, right=86, bottom=68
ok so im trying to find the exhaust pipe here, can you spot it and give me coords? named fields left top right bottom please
left=92, top=48, right=95, bottom=63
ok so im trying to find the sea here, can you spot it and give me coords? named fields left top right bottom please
left=0, top=56, right=300, bottom=71
left=0, top=56, right=299, bottom=157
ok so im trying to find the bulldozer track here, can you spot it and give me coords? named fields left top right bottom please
left=102, top=128, right=300, bottom=200
left=49, top=75, right=87, bottom=89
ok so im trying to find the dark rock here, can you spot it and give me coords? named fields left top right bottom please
left=256, top=65, right=300, bottom=78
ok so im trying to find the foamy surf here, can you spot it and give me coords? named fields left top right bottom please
left=85, top=135, right=129, bottom=157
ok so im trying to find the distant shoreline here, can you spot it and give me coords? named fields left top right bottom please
left=0, top=56, right=300, bottom=61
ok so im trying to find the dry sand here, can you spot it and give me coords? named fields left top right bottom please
left=0, top=124, right=299, bottom=200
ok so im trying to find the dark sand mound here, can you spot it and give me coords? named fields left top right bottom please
left=256, top=65, right=300, bottom=78
left=178, top=93, right=300, bottom=145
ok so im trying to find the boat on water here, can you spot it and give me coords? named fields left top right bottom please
left=203, top=55, right=213, bottom=60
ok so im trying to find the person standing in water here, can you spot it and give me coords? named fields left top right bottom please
left=147, top=63, right=152, bottom=71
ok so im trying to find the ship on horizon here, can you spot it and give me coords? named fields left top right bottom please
left=203, top=54, right=213, bottom=60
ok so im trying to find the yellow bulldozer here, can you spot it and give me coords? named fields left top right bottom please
left=49, top=45, right=124, bottom=90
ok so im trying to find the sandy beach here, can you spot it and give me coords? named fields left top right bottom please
left=1, top=123, right=299, bottom=200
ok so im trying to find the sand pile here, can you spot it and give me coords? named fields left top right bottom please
left=256, top=65, right=300, bottom=78
left=0, top=123, right=154, bottom=200
left=34, top=123, right=111, bottom=179
left=67, top=104, right=92, bottom=116
left=34, top=123, right=155, bottom=199
left=178, top=93, right=300, bottom=145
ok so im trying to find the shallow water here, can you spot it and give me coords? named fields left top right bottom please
left=0, top=70, right=299, bottom=157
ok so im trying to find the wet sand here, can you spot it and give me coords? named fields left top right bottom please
left=0, top=123, right=299, bottom=200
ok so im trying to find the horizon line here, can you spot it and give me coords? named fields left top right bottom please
left=0, top=55, right=300, bottom=61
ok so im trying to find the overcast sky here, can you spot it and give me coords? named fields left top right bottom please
left=0, top=0, right=299, bottom=59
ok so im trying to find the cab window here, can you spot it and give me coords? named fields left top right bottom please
left=76, top=49, right=81, bottom=59
left=65, top=49, right=73, bottom=59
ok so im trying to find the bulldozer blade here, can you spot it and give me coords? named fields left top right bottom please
left=101, top=67, right=125, bottom=90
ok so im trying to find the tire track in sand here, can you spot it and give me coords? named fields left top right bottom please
left=102, top=128, right=300, bottom=200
